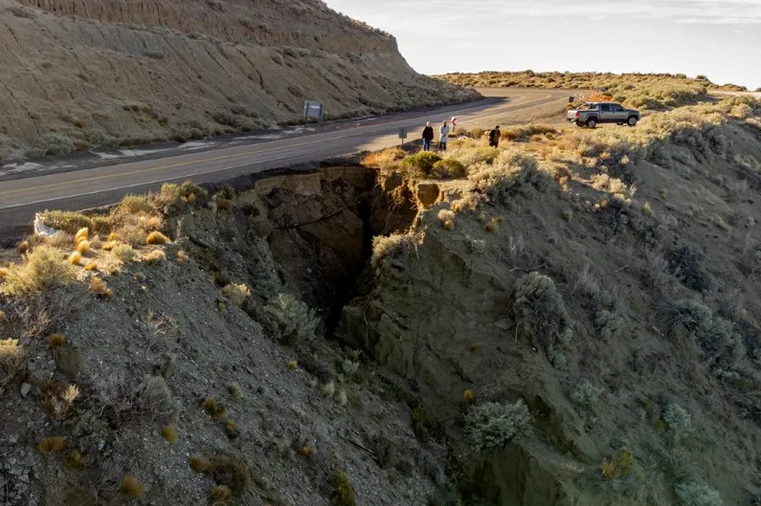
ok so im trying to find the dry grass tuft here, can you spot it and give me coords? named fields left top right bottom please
left=161, top=424, right=178, bottom=444
left=287, top=360, right=298, bottom=371
left=0, top=267, right=9, bottom=278
left=322, top=381, right=336, bottom=399
left=201, top=397, right=226, bottom=420
left=89, top=277, right=113, bottom=299
left=299, top=445, right=317, bottom=458
left=177, top=250, right=188, bottom=264
left=224, top=420, right=240, bottom=439
left=2, top=246, right=76, bottom=295
left=68, top=251, right=82, bottom=265
left=463, top=389, right=476, bottom=403
left=336, top=390, right=348, bottom=406
left=37, top=436, right=67, bottom=454
left=210, top=485, right=233, bottom=504
left=228, top=383, right=242, bottom=401
left=18, top=241, right=30, bottom=254
left=76, top=240, right=91, bottom=254
left=144, top=250, right=166, bottom=265
left=74, top=227, right=89, bottom=245
left=120, top=475, right=144, bottom=498
left=146, top=231, right=170, bottom=245
left=65, top=450, right=83, bottom=468
left=84, top=261, right=98, bottom=272
left=48, top=334, right=67, bottom=348
left=189, top=456, right=212, bottom=473
left=0, top=339, right=23, bottom=383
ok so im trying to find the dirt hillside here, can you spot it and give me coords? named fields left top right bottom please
left=0, top=0, right=477, bottom=161
left=3, top=95, right=761, bottom=506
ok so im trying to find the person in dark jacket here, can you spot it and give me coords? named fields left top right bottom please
left=422, top=122, right=434, bottom=151
left=488, top=126, right=501, bottom=148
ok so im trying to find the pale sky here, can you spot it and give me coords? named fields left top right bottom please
left=326, top=0, right=761, bottom=90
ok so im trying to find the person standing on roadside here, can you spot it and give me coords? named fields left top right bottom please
left=422, top=122, right=434, bottom=151
left=488, top=126, right=501, bottom=148
left=439, top=120, right=450, bottom=152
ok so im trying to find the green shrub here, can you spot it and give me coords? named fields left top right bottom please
left=371, top=232, right=420, bottom=270
left=501, top=124, right=558, bottom=142
left=330, top=471, right=356, bottom=506
left=1, top=246, right=76, bottom=295
left=262, top=293, right=320, bottom=345
left=30, top=134, right=75, bottom=156
left=453, top=146, right=499, bottom=166
left=662, top=403, right=691, bottom=441
left=662, top=299, right=745, bottom=370
left=468, top=150, right=545, bottom=205
left=221, top=283, right=251, bottom=308
left=402, top=152, right=443, bottom=177
left=112, top=244, right=137, bottom=263
left=137, top=375, right=181, bottom=423
left=39, top=211, right=105, bottom=235
left=432, top=159, right=466, bottom=179
left=675, top=482, right=723, bottom=506
left=512, top=272, right=573, bottom=349
left=667, top=245, right=712, bottom=292
left=571, top=381, right=604, bottom=407
left=465, top=400, right=531, bottom=451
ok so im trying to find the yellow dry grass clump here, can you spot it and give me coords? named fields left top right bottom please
left=161, top=424, right=178, bottom=444
left=37, top=436, right=67, bottom=454
left=48, top=334, right=67, bottom=348
left=2, top=246, right=76, bottom=295
left=120, top=475, right=144, bottom=498
left=146, top=231, right=170, bottom=245
left=90, top=277, right=113, bottom=299
left=144, top=250, right=166, bottom=265
left=76, top=240, right=91, bottom=254
left=74, top=227, right=89, bottom=245
left=68, top=251, right=82, bottom=265
left=201, top=397, right=226, bottom=420
left=209, top=485, right=233, bottom=504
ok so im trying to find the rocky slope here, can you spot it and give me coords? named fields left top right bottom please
left=0, top=0, right=477, bottom=160
left=4, top=96, right=761, bottom=506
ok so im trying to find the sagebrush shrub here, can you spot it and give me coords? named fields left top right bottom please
left=662, top=403, right=691, bottom=441
left=263, top=293, right=320, bottom=345
left=371, top=232, right=421, bottom=270
left=137, top=375, right=181, bottom=423
left=675, top=482, right=723, bottom=506
left=512, top=272, right=573, bottom=349
left=662, top=299, right=745, bottom=369
left=112, top=244, right=137, bottom=263
left=571, top=381, right=604, bottom=407
left=469, top=150, right=545, bottom=206
left=432, top=159, right=466, bottom=179
left=466, top=400, right=531, bottom=451
left=668, top=245, right=712, bottom=292
left=2, top=246, right=76, bottom=295
left=221, top=283, right=251, bottom=308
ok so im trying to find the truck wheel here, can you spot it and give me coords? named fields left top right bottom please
left=586, top=118, right=597, bottom=129
left=627, top=116, right=638, bottom=126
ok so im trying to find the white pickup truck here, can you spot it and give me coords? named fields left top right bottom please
left=567, top=102, right=641, bottom=128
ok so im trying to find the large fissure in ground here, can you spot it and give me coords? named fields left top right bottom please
left=176, top=165, right=421, bottom=334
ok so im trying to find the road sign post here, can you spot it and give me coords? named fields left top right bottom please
left=303, top=100, right=324, bottom=128
left=398, top=127, right=408, bottom=147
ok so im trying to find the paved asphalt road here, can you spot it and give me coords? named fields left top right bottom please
left=0, top=88, right=570, bottom=239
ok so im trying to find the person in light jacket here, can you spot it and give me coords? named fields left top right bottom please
left=422, top=122, right=434, bottom=151
left=439, top=121, right=450, bottom=152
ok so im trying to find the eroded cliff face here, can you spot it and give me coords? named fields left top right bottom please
left=0, top=0, right=477, bottom=159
